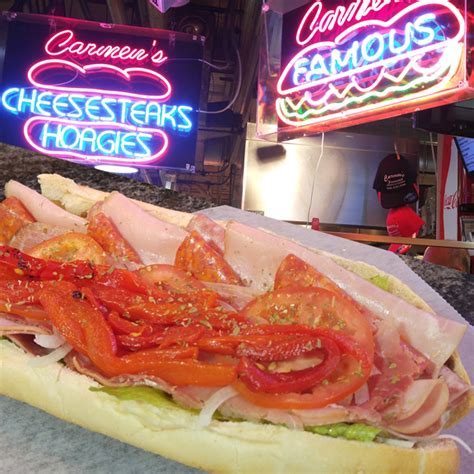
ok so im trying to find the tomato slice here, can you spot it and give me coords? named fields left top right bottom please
left=88, top=212, right=141, bottom=264
left=175, top=231, right=243, bottom=285
left=238, top=286, right=374, bottom=407
left=234, top=354, right=369, bottom=409
left=2, top=197, right=35, bottom=223
left=0, top=200, right=33, bottom=244
left=137, top=264, right=206, bottom=293
left=27, top=232, right=107, bottom=265
left=275, top=254, right=350, bottom=294
left=242, top=286, right=374, bottom=355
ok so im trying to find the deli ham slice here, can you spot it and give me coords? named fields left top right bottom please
left=97, top=192, right=188, bottom=265
left=224, top=222, right=466, bottom=371
left=440, top=366, right=471, bottom=408
left=0, top=314, right=52, bottom=336
left=393, top=379, right=443, bottom=421
left=187, top=214, right=225, bottom=253
left=388, top=380, right=450, bottom=434
left=5, top=180, right=87, bottom=232
left=5, top=334, right=50, bottom=356
left=9, top=222, right=72, bottom=251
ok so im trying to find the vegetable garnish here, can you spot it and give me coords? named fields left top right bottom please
left=0, top=245, right=374, bottom=409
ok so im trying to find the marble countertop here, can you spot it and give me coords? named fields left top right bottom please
left=0, top=143, right=214, bottom=212
left=400, top=255, right=474, bottom=325
left=0, top=143, right=472, bottom=326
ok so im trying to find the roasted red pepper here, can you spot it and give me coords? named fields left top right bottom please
left=37, top=282, right=90, bottom=355
left=237, top=335, right=340, bottom=393
left=38, top=283, right=237, bottom=387
left=0, top=246, right=149, bottom=294
left=107, top=310, right=154, bottom=336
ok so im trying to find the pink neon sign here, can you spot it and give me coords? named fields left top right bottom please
left=296, top=0, right=393, bottom=45
left=274, top=0, right=471, bottom=134
left=45, top=30, right=168, bottom=66
left=28, top=60, right=172, bottom=101
left=0, top=19, right=200, bottom=167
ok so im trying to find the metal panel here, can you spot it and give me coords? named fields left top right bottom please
left=243, top=123, right=418, bottom=228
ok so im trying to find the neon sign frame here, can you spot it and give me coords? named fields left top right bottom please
left=260, top=0, right=474, bottom=139
left=0, top=13, right=203, bottom=169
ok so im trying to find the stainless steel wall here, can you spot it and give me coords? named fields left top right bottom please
left=243, top=123, right=418, bottom=228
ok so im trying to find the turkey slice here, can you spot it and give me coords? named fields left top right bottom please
left=5, top=180, right=86, bottom=232
left=97, top=191, right=188, bottom=265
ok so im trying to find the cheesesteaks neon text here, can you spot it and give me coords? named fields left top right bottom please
left=1, top=88, right=193, bottom=131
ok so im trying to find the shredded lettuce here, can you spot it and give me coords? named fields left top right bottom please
left=90, top=386, right=196, bottom=413
left=368, top=275, right=391, bottom=292
left=306, top=423, right=381, bottom=442
left=90, top=387, right=381, bottom=442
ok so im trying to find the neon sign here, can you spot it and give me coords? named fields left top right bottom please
left=44, top=30, right=168, bottom=65
left=272, top=0, right=472, bottom=135
left=0, top=13, right=203, bottom=169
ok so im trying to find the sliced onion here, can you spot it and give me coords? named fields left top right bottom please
left=196, top=386, right=239, bottom=428
left=437, top=435, right=473, bottom=454
left=269, top=413, right=304, bottom=431
left=376, top=437, right=416, bottom=449
left=34, top=333, right=66, bottom=349
left=370, top=365, right=381, bottom=376
left=28, top=343, right=73, bottom=368
left=354, top=383, right=370, bottom=405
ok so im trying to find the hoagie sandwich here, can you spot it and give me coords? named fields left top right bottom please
left=1, top=174, right=473, bottom=473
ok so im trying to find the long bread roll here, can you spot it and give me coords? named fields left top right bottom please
left=1, top=174, right=472, bottom=473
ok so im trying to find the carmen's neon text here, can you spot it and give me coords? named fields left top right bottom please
left=297, top=0, right=393, bottom=45
left=45, top=30, right=168, bottom=65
